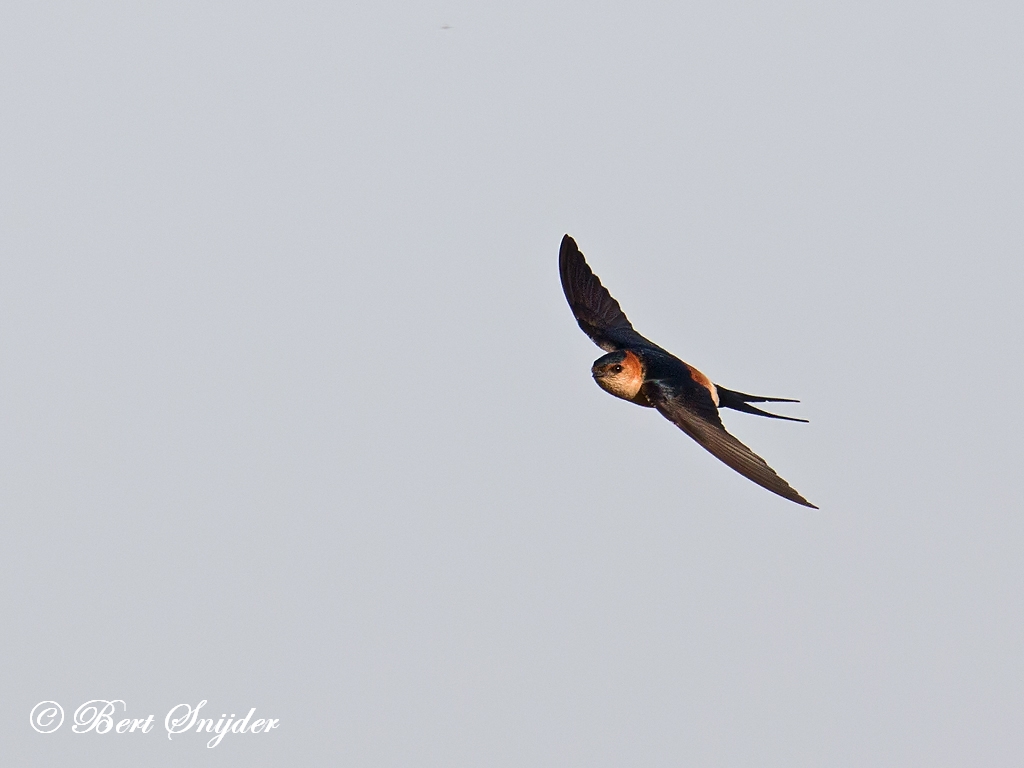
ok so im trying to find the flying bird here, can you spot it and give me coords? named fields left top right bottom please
left=559, top=234, right=816, bottom=508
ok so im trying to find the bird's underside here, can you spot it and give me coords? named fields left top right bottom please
left=559, top=234, right=816, bottom=509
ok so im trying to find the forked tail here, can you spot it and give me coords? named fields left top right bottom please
left=715, top=386, right=808, bottom=423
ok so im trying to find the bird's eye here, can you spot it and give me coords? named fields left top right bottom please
left=612, top=365, right=623, bottom=373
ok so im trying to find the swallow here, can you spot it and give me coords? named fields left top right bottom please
left=559, top=234, right=816, bottom=508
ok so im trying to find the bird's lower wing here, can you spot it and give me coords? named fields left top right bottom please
left=645, top=382, right=817, bottom=508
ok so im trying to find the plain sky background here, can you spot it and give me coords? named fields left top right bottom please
left=2, top=1, right=1023, bottom=765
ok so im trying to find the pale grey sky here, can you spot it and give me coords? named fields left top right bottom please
left=3, top=2, right=1023, bottom=765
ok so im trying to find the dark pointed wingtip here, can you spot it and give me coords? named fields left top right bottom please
left=779, top=484, right=817, bottom=508
left=559, top=234, right=585, bottom=278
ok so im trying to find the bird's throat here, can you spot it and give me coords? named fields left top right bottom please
left=594, top=372, right=652, bottom=407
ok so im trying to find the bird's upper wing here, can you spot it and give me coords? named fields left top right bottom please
left=559, top=234, right=662, bottom=352
left=643, top=379, right=817, bottom=508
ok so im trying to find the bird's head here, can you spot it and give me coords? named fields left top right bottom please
left=591, top=350, right=644, bottom=401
